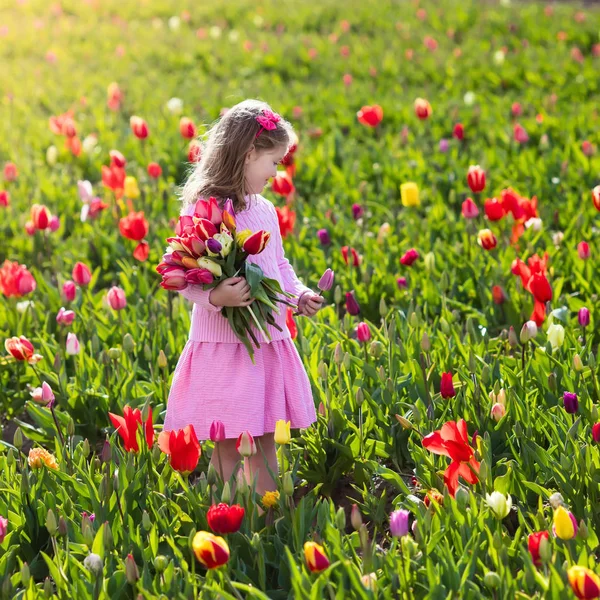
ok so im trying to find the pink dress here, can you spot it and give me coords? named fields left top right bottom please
left=163, top=193, right=317, bottom=441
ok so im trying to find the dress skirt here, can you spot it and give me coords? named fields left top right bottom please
left=163, top=338, right=318, bottom=441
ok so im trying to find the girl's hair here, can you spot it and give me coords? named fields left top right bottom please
left=178, top=99, right=294, bottom=213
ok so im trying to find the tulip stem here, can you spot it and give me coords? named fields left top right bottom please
left=224, top=572, right=244, bottom=600
left=216, top=445, right=225, bottom=484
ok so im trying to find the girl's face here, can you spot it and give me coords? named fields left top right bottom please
left=244, top=145, right=288, bottom=195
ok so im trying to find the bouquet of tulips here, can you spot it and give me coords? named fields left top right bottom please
left=156, top=197, right=296, bottom=362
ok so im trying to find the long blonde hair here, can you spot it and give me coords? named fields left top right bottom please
left=178, top=99, right=294, bottom=214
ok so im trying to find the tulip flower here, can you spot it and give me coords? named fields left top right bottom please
left=461, top=197, right=479, bottom=219
left=206, top=503, right=245, bottom=534
left=274, top=420, right=291, bottom=445
left=400, top=182, right=420, bottom=207
left=179, top=117, right=196, bottom=139
left=397, top=277, right=408, bottom=289
left=275, top=205, right=295, bottom=237
left=272, top=172, right=295, bottom=197
left=351, top=203, right=364, bottom=220
left=107, top=287, right=127, bottom=311
left=147, top=162, right=162, bottom=178
left=0, top=190, right=10, bottom=207
left=422, top=419, right=480, bottom=497
left=356, top=105, right=383, bottom=127
left=62, top=281, right=76, bottom=302
left=578, top=241, right=590, bottom=260
left=0, top=260, right=36, bottom=297
left=467, top=165, right=486, bottom=193
left=528, top=531, right=550, bottom=566
left=56, top=307, right=76, bottom=326
left=490, top=402, right=506, bottom=422
left=593, top=186, right=600, bottom=212
left=158, top=424, right=201, bottom=474
left=123, top=176, right=140, bottom=199
left=491, top=285, right=506, bottom=304
left=345, top=291, right=360, bottom=316
left=520, top=320, right=538, bottom=343
left=453, top=123, right=464, bottom=140
left=477, top=229, right=497, bottom=250
left=30, top=204, right=51, bottom=230
left=130, top=115, right=149, bottom=139
left=119, top=212, right=149, bottom=241
left=341, top=246, right=360, bottom=267
left=414, top=98, right=432, bottom=120
left=236, top=431, right=256, bottom=456
left=579, top=307, right=590, bottom=328
left=563, top=392, right=578, bottom=414
left=546, top=323, right=565, bottom=351
left=242, top=230, right=270, bottom=255
left=484, top=198, right=505, bottom=221
left=356, top=322, right=371, bottom=343
left=400, top=248, right=419, bottom=266
left=439, top=138, right=449, bottom=152
left=0, top=515, right=7, bottom=543
left=592, top=423, right=600, bottom=443
left=5, top=336, right=43, bottom=364
left=72, top=262, right=92, bottom=286
left=317, top=268, right=334, bottom=292
left=552, top=506, right=578, bottom=540
left=485, top=491, right=512, bottom=519
left=513, top=123, right=529, bottom=144
left=209, top=420, right=226, bottom=442
left=317, top=229, right=331, bottom=246
left=389, top=509, right=410, bottom=537
left=303, top=541, right=330, bottom=573
left=3, top=162, right=18, bottom=181
left=65, top=332, right=80, bottom=355
left=27, top=447, right=58, bottom=469
left=192, top=531, right=230, bottom=569
left=568, top=566, right=600, bottom=600
left=439, top=372, right=456, bottom=399
left=108, top=405, right=154, bottom=453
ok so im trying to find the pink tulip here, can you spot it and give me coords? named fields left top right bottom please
left=356, top=322, right=371, bottom=343
left=56, top=307, right=76, bottom=326
left=72, top=262, right=92, bottom=286
left=66, top=332, right=80, bottom=355
left=41, top=382, right=55, bottom=407
left=0, top=516, right=7, bottom=543
left=48, top=215, right=60, bottom=232
left=578, top=241, right=590, bottom=260
left=209, top=420, right=226, bottom=442
left=107, top=286, right=127, bottom=310
left=461, top=198, right=479, bottom=219
left=62, top=281, right=77, bottom=302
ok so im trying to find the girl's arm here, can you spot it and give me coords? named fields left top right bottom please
left=270, top=207, right=313, bottom=308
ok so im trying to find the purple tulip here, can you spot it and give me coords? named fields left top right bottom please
left=563, top=392, right=578, bottom=414
left=0, top=515, right=7, bottom=544
left=223, top=198, right=235, bottom=216
left=317, top=228, right=331, bottom=246
left=397, top=277, right=408, bottom=289
left=389, top=509, right=410, bottom=537
left=206, top=238, right=222, bottom=254
left=439, top=138, right=449, bottom=153
left=352, top=203, right=364, bottom=220
left=578, top=307, right=590, bottom=328
left=318, top=268, right=335, bottom=292
left=345, top=291, right=360, bottom=316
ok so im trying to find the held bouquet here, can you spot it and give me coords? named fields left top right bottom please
left=156, top=197, right=296, bottom=362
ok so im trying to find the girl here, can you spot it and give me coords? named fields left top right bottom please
left=163, top=99, right=325, bottom=498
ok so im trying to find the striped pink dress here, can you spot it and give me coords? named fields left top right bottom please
left=163, top=193, right=317, bottom=441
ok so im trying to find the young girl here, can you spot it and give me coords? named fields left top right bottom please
left=163, top=99, right=325, bottom=498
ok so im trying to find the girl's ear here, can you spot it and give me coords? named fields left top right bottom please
left=245, top=145, right=256, bottom=164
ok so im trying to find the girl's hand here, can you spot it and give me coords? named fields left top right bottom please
left=297, top=292, right=325, bottom=317
left=209, top=277, right=255, bottom=308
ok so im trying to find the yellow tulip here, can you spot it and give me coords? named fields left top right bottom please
left=553, top=506, right=577, bottom=540
left=274, top=420, right=291, bottom=445
left=400, top=182, right=420, bottom=207
left=124, top=176, right=140, bottom=199
left=236, top=229, right=252, bottom=246
left=197, top=257, right=222, bottom=278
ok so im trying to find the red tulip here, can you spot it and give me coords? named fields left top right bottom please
left=345, top=291, right=361, bottom=315
left=461, top=197, right=479, bottom=219
left=207, top=503, right=245, bottom=534
left=452, top=123, right=464, bottom=141
left=578, top=241, right=590, bottom=260
left=414, top=98, right=432, bottom=120
left=492, top=285, right=506, bottom=304
left=477, top=229, right=497, bottom=250
left=484, top=198, right=505, bottom=221
left=101, top=164, right=126, bottom=198
left=467, top=165, right=486, bottom=193
left=0, top=190, right=9, bottom=207
left=272, top=172, right=295, bottom=197
left=440, top=372, right=456, bottom=398
left=341, top=246, right=360, bottom=266
left=0, top=260, right=36, bottom=297
left=356, top=104, right=383, bottom=127
left=592, top=186, right=600, bottom=212
left=242, top=230, right=270, bottom=255
left=157, top=265, right=187, bottom=291
left=130, top=115, right=149, bottom=139
left=400, top=248, right=419, bottom=266
left=119, top=212, right=149, bottom=241
left=179, top=117, right=196, bottom=139
left=568, top=566, right=600, bottom=600
left=109, top=150, right=127, bottom=168
left=192, top=531, right=230, bottom=569
left=133, top=241, right=150, bottom=262
left=158, top=425, right=201, bottom=474
left=56, top=307, right=75, bottom=326
left=188, top=141, right=202, bottom=163
left=30, top=204, right=51, bottom=230
left=5, top=336, right=42, bottom=364
left=147, top=162, right=162, bottom=178
left=108, top=405, right=154, bottom=453
left=592, top=423, right=600, bottom=443
left=72, top=262, right=92, bottom=286
left=275, top=205, right=296, bottom=238
left=422, top=419, right=480, bottom=496
left=528, top=273, right=552, bottom=304
left=528, top=531, right=549, bottom=566
left=511, top=102, right=523, bottom=117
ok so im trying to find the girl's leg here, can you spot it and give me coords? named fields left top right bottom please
left=244, top=433, right=278, bottom=498
left=209, top=438, right=242, bottom=490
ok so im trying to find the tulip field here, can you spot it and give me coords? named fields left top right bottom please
left=3, top=0, right=600, bottom=597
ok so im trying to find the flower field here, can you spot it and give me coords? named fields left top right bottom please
left=3, top=0, right=600, bottom=597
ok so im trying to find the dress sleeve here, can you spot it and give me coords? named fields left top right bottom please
left=169, top=201, right=223, bottom=312
left=270, top=204, right=312, bottom=307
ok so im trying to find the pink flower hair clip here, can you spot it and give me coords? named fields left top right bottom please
left=255, top=109, right=281, bottom=138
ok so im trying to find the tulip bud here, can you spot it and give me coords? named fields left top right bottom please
left=455, top=486, right=470, bottom=509
left=334, top=285, right=342, bottom=305
left=46, top=509, right=58, bottom=536
left=251, top=532, right=261, bottom=551
left=410, top=312, right=419, bottom=328
left=378, top=366, right=386, bottom=382
left=484, top=572, right=501, bottom=590
left=125, top=553, right=139, bottom=584
left=43, top=577, right=52, bottom=598
left=520, top=320, right=538, bottom=343
left=82, top=438, right=90, bottom=457
left=335, top=507, right=346, bottom=530
left=206, top=463, right=218, bottom=486
left=123, top=333, right=135, bottom=353
left=379, top=296, right=388, bottom=316
left=21, top=562, right=30, bottom=588
left=91, top=334, right=100, bottom=354
left=359, top=523, right=369, bottom=549
left=578, top=520, right=589, bottom=540
left=343, top=352, right=352, bottom=370
left=508, top=326, right=518, bottom=348
left=158, top=350, right=168, bottom=369
left=154, top=555, right=169, bottom=573
left=7, top=448, right=15, bottom=467
left=67, top=419, right=75, bottom=437
left=351, top=504, right=363, bottom=531
left=101, top=439, right=112, bottom=463
left=401, top=535, right=418, bottom=557
left=355, top=388, right=364, bottom=407
left=317, top=361, right=328, bottom=380
left=221, top=482, right=231, bottom=505
left=13, top=427, right=23, bottom=450
left=574, top=354, right=584, bottom=371
left=283, top=471, right=294, bottom=496
left=547, top=372, right=557, bottom=392
left=395, top=414, right=412, bottom=430
left=143, top=343, right=152, bottom=362
left=108, top=347, right=122, bottom=360
left=58, top=516, right=68, bottom=537
left=490, top=403, right=506, bottom=422
left=103, top=521, right=114, bottom=551
left=142, top=511, right=152, bottom=531
left=421, top=331, right=430, bottom=352
left=424, top=252, right=435, bottom=271
left=369, top=340, right=384, bottom=358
